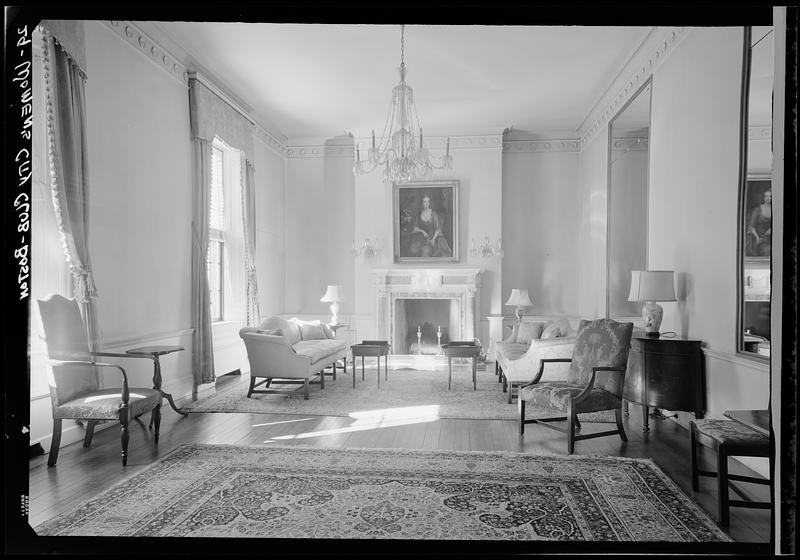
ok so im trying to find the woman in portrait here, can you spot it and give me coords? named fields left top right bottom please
left=746, top=188, right=772, bottom=257
left=407, top=194, right=452, bottom=258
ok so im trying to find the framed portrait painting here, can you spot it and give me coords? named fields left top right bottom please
left=742, top=178, right=772, bottom=259
left=393, top=180, right=459, bottom=263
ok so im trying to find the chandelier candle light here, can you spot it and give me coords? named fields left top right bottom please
left=353, top=25, right=453, bottom=184
left=505, top=288, right=534, bottom=323
left=320, top=285, right=343, bottom=326
left=627, top=270, right=676, bottom=337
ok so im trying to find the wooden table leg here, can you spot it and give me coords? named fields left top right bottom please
left=152, top=355, right=187, bottom=417
left=377, top=357, right=380, bottom=388
left=361, top=356, right=365, bottom=381
left=448, top=357, right=452, bottom=390
left=472, top=357, right=477, bottom=390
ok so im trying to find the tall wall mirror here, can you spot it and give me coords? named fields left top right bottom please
left=607, top=79, right=652, bottom=318
left=738, top=26, right=773, bottom=359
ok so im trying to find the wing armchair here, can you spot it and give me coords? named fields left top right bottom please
left=518, top=318, right=634, bottom=453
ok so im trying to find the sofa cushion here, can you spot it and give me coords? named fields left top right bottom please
left=516, top=321, right=544, bottom=344
left=260, top=317, right=303, bottom=346
left=296, top=320, right=327, bottom=341
left=541, top=323, right=562, bottom=339
left=293, top=339, right=346, bottom=364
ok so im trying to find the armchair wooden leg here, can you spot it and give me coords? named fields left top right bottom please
left=567, top=405, right=577, bottom=454
left=320, top=370, right=325, bottom=389
left=83, top=419, right=97, bottom=448
left=152, top=404, right=161, bottom=443
left=518, top=399, right=526, bottom=435
left=717, top=444, right=730, bottom=526
left=48, top=418, right=63, bottom=467
left=119, top=405, right=130, bottom=467
left=332, top=361, right=337, bottom=381
left=247, top=376, right=256, bottom=398
left=690, top=423, right=700, bottom=491
left=615, top=408, right=627, bottom=442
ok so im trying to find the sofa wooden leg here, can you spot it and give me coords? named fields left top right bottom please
left=247, top=376, right=256, bottom=398
left=304, top=379, right=309, bottom=400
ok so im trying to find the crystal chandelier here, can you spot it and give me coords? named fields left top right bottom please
left=353, top=25, right=453, bottom=184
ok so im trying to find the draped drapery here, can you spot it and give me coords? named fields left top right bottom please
left=40, top=23, right=100, bottom=351
left=190, top=139, right=215, bottom=384
left=188, top=72, right=257, bottom=384
left=242, top=159, right=260, bottom=327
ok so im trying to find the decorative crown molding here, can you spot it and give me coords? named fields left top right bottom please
left=285, top=144, right=353, bottom=159
left=503, top=139, right=581, bottom=154
left=104, top=21, right=188, bottom=84
left=580, top=27, right=688, bottom=149
left=610, top=137, right=649, bottom=151
left=254, top=125, right=287, bottom=156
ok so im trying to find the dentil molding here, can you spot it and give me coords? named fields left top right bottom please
left=580, top=27, right=688, bottom=149
left=503, top=139, right=581, bottom=154
left=104, top=21, right=189, bottom=84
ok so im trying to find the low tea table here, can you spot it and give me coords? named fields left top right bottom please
left=442, top=341, right=482, bottom=390
left=350, top=341, right=389, bottom=388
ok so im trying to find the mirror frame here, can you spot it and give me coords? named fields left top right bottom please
left=605, top=76, right=653, bottom=319
left=736, top=26, right=771, bottom=362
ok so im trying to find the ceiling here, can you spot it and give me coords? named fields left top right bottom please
left=145, top=23, right=654, bottom=141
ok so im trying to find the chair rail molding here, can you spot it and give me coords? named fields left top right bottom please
left=579, top=27, right=688, bottom=149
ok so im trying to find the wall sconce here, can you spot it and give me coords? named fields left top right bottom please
left=352, top=238, right=379, bottom=260
left=470, top=236, right=504, bottom=259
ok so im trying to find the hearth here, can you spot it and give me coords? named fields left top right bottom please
left=374, top=268, right=482, bottom=355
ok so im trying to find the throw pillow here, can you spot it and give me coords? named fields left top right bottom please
left=552, top=317, right=572, bottom=337
left=298, top=321, right=326, bottom=340
left=516, top=321, right=544, bottom=345
left=322, top=323, right=335, bottom=339
left=541, top=322, right=562, bottom=339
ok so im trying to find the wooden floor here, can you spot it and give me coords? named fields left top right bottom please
left=26, top=369, right=772, bottom=549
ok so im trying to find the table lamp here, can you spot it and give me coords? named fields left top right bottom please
left=505, top=288, right=533, bottom=323
left=320, top=285, right=342, bottom=325
left=628, top=270, right=676, bottom=337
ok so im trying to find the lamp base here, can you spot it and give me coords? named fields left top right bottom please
left=642, top=301, right=663, bottom=337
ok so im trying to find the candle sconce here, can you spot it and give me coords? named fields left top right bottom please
left=470, top=236, right=504, bottom=260
left=352, top=238, right=379, bottom=260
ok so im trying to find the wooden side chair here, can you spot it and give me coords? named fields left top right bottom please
left=690, top=418, right=771, bottom=526
left=518, top=318, right=634, bottom=454
left=37, top=294, right=163, bottom=467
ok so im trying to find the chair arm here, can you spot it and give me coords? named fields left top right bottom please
left=93, top=350, right=155, bottom=362
left=520, top=357, right=573, bottom=389
left=47, top=359, right=131, bottom=403
left=571, top=366, right=627, bottom=404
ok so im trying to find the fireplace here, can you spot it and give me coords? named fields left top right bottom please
left=373, top=268, right=482, bottom=355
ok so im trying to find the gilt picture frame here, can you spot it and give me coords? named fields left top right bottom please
left=393, top=180, right=459, bottom=263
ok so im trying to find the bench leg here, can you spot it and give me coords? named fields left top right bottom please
left=717, top=444, right=730, bottom=526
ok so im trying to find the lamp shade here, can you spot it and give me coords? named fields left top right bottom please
left=320, top=285, right=342, bottom=303
left=505, top=288, right=533, bottom=307
left=628, top=271, right=676, bottom=302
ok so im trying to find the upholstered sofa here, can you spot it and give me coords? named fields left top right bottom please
left=239, top=316, right=348, bottom=400
left=495, top=317, right=578, bottom=403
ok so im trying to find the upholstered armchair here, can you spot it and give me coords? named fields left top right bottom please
left=37, top=295, right=162, bottom=467
left=518, top=318, right=634, bottom=453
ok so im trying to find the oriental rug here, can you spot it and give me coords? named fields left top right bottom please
left=184, top=361, right=614, bottom=422
left=35, top=444, right=731, bottom=542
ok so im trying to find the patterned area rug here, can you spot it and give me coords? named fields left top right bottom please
left=35, top=444, right=731, bottom=542
left=185, top=361, right=615, bottom=422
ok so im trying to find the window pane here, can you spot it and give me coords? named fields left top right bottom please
left=209, top=146, right=225, bottom=231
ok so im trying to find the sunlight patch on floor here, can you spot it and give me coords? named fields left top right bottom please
left=264, top=405, right=441, bottom=442
left=251, top=417, right=317, bottom=428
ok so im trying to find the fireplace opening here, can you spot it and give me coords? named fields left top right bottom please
left=394, top=298, right=460, bottom=354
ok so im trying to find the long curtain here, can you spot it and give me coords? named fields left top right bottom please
left=40, top=25, right=100, bottom=352
left=242, top=159, right=260, bottom=327
left=190, top=139, right=215, bottom=384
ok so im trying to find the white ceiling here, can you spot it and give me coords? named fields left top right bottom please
left=146, top=23, right=654, bottom=140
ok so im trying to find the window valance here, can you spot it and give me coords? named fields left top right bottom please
left=39, top=20, right=87, bottom=74
left=188, top=72, right=255, bottom=163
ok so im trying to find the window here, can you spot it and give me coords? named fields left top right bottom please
left=208, top=144, right=225, bottom=321
left=206, top=138, right=244, bottom=323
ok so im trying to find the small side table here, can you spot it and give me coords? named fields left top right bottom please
left=125, top=345, right=187, bottom=417
left=442, top=341, right=482, bottom=390
left=350, top=341, right=389, bottom=388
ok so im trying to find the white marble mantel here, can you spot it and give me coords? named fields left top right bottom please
left=373, top=268, right=483, bottom=353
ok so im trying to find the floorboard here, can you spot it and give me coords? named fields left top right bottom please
left=25, top=373, right=773, bottom=546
